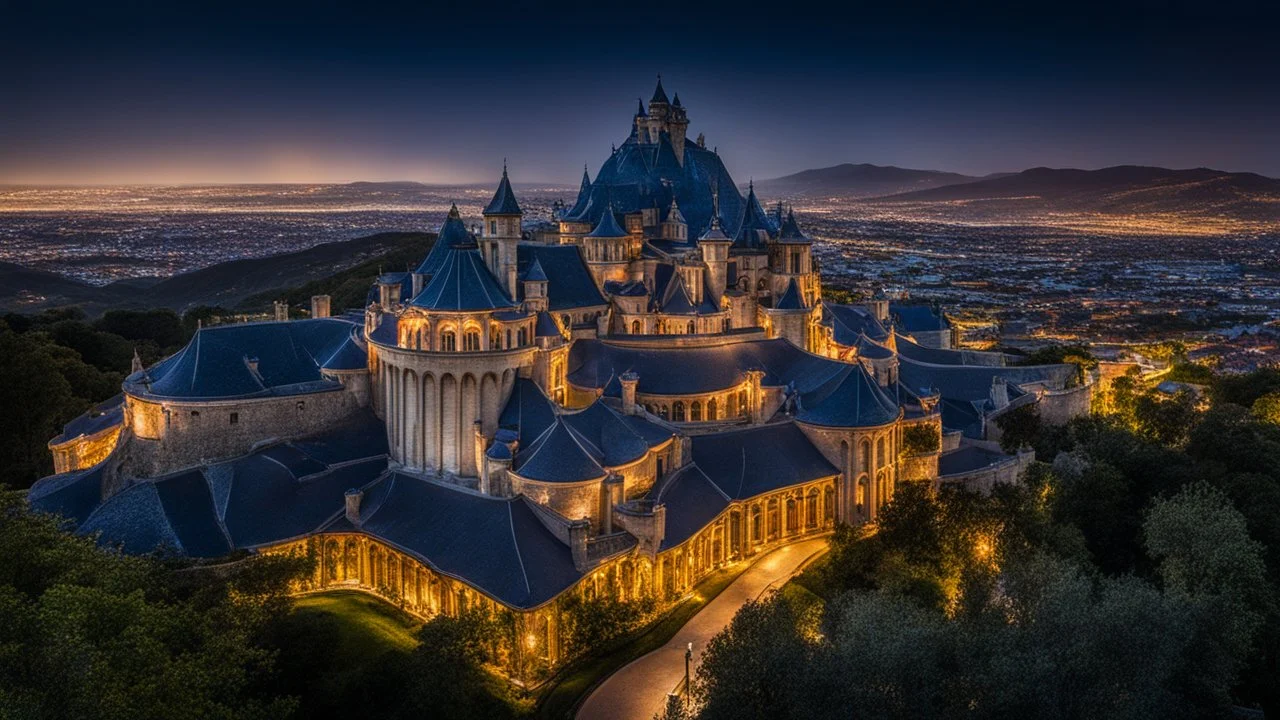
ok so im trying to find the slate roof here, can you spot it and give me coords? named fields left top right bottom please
left=129, top=318, right=361, bottom=400
left=566, top=168, right=593, bottom=219
left=776, top=209, right=811, bottom=244
left=854, top=334, right=895, bottom=360
left=319, top=333, right=369, bottom=371
left=352, top=473, right=582, bottom=608
left=566, top=124, right=745, bottom=241
left=513, top=418, right=607, bottom=484
left=796, top=364, right=900, bottom=428
left=733, top=183, right=777, bottom=251
left=823, top=303, right=890, bottom=343
left=891, top=303, right=950, bottom=332
left=650, top=77, right=669, bottom=104
left=690, top=422, right=838, bottom=501
left=47, top=413, right=390, bottom=556
left=898, top=356, right=1076, bottom=403
left=415, top=204, right=474, bottom=277
left=525, top=256, right=548, bottom=282
left=654, top=465, right=727, bottom=551
left=410, top=246, right=516, bottom=312
left=498, top=377, right=558, bottom=441
left=535, top=311, right=565, bottom=338
left=567, top=337, right=854, bottom=397
left=774, top=278, right=807, bottom=310
left=586, top=208, right=629, bottom=238
left=938, top=445, right=1013, bottom=476
left=483, top=168, right=523, bottom=216
left=366, top=272, right=414, bottom=307
left=51, top=394, right=124, bottom=444
left=560, top=400, right=671, bottom=467
left=517, top=245, right=607, bottom=311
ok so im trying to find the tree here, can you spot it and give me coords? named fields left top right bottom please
left=1253, top=391, right=1280, bottom=426
left=995, top=404, right=1041, bottom=452
left=0, top=489, right=307, bottom=719
left=694, top=594, right=813, bottom=720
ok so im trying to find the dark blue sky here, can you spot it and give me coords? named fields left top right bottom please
left=3, top=0, right=1278, bottom=184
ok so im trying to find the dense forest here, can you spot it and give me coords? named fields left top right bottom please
left=668, top=366, right=1280, bottom=719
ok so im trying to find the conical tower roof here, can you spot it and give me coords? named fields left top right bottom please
left=586, top=207, right=629, bottom=239
left=650, top=75, right=669, bottom=104
left=483, top=165, right=522, bottom=216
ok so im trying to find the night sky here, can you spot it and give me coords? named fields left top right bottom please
left=3, top=0, right=1278, bottom=184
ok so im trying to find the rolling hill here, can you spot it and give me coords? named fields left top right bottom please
left=873, top=165, right=1280, bottom=221
left=0, top=232, right=435, bottom=315
left=756, top=163, right=990, bottom=198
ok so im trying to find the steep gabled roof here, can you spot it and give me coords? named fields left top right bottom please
left=517, top=245, right=607, bottom=311
left=483, top=167, right=523, bottom=216
left=415, top=204, right=473, bottom=276
left=586, top=208, right=629, bottom=238
left=733, top=182, right=775, bottom=251
left=776, top=208, right=811, bottom=244
left=774, top=278, right=808, bottom=310
left=650, top=76, right=669, bottom=104
left=513, top=418, right=607, bottom=484
left=410, top=247, right=516, bottom=312
left=796, top=364, right=900, bottom=428
left=690, top=423, right=838, bottom=501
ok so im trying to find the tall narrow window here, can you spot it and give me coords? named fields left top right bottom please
left=691, top=401, right=702, bottom=422
left=631, top=320, right=641, bottom=334
left=440, top=331, right=456, bottom=352
left=673, top=401, right=685, bottom=422
left=463, top=330, right=481, bottom=352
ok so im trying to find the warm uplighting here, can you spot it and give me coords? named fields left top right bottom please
left=525, top=633, right=538, bottom=650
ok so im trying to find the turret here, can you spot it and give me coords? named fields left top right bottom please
left=668, top=91, right=689, bottom=164
left=661, top=196, right=687, bottom=242
left=523, top=257, right=549, bottom=313
left=698, top=189, right=732, bottom=299
left=483, top=162, right=523, bottom=298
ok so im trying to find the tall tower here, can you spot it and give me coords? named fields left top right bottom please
left=669, top=92, right=689, bottom=165
left=699, top=186, right=732, bottom=299
left=482, top=162, right=523, bottom=298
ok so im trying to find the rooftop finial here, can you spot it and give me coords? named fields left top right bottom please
left=503, top=157, right=507, bottom=175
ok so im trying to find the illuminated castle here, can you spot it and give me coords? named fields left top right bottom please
left=32, top=79, right=1093, bottom=680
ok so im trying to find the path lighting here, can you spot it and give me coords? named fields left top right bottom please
left=685, top=641, right=694, bottom=709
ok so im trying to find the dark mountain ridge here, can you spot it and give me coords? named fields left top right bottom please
left=756, top=163, right=991, bottom=197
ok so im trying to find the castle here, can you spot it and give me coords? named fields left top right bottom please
left=32, top=79, right=1093, bottom=680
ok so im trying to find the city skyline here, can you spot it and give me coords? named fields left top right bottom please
left=2, top=0, right=1278, bottom=184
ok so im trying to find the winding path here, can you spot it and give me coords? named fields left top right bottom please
left=577, top=538, right=828, bottom=720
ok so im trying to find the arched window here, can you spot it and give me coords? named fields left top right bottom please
left=707, top=397, right=717, bottom=420
left=440, top=330, right=457, bottom=352
left=806, top=490, right=818, bottom=528
left=691, top=401, right=702, bottom=422
left=490, top=327, right=501, bottom=349
left=860, top=440, right=872, bottom=474
left=738, top=389, right=748, bottom=417
left=517, top=327, right=528, bottom=346
left=687, top=321, right=695, bottom=334
left=757, top=278, right=767, bottom=291
left=673, top=401, right=686, bottom=422
left=786, top=497, right=797, bottom=533
left=631, top=319, right=641, bottom=334
left=876, top=437, right=886, bottom=468
left=463, top=330, right=481, bottom=352
left=561, top=314, right=571, bottom=330
left=751, top=505, right=763, bottom=543
left=505, top=329, right=512, bottom=348
left=857, top=476, right=868, bottom=513
left=660, top=405, right=670, bottom=420
left=657, top=319, right=666, bottom=334
left=767, top=498, right=780, bottom=538
left=824, top=486, right=835, bottom=521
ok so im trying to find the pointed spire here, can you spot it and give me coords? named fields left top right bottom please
left=483, top=164, right=522, bottom=215
left=636, top=98, right=646, bottom=116
left=131, top=347, right=143, bottom=375
left=447, top=202, right=460, bottom=219
left=673, top=92, right=682, bottom=108
left=650, top=74, right=669, bottom=104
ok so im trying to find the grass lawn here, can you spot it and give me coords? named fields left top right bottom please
left=531, top=562, right=752, bottom=720
left=293, top=589, right=422, bottom=664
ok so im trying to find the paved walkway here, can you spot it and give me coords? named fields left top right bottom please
left=577, top=538, right=828, bottom=720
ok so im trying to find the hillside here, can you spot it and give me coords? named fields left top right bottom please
left=756, top=163, right=986, bottom=198
left=874, top=165, right=1280, bottom=221
left=0, top=232, right=435, bottom=315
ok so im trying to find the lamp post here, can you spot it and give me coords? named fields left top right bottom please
left=684, top=641, right=693, bottom=710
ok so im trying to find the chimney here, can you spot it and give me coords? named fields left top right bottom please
left=620, top=371, right=640, bottom=415
left=601, top=473, right=625, bottom=534
left=990, top=376, right=1009, bottom=410
left=569, top=519, right=590, bottom=572
left=344, top=488, right=364, bottom=526
left=310, top=294, right=331, bottom=319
